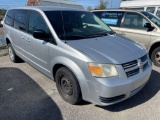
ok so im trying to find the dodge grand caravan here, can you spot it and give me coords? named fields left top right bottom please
left=4, top=7, right=152, bottom=106
left=92, top=9, right=160, bottom=67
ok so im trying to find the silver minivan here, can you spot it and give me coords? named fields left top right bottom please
left=92, top=9, right=160, bottom=67
left=4, top=7, right=152, bottom=106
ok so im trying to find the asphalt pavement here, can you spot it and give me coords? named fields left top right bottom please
left=0, top=56, right=160, bottom=120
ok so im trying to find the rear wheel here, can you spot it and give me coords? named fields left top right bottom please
left=8, top=43, right=21, bottom=63
left=55, top=67, right=82, bottom=105
left=151, top=46, right=160, bottom=67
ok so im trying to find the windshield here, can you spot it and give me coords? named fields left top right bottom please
left=45, top=11, right=113, bottom=40
left=142, top=12, right=160, bottom=27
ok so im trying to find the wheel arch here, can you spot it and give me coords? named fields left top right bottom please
left=50, top=56, right=91, bottom=101
left=149, top=42, right=160, bottom=58
left=6, top=38, right=11, bottom=45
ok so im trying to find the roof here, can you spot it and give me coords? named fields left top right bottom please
left=120, top=0, right=160, bottom=7
left=9, top=6, right=84, bottom=11
left=38, top=0, right=84, bottom=9
left=91, top=9, right=145, bottom=13
left=39, top=0, right=82, bottom=6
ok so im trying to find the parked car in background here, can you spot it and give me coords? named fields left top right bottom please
left=92, top=9, right=160, bottom=67
left=120, top=0, right=160, bottom=18
left=4, top=7, right=151, bottom=106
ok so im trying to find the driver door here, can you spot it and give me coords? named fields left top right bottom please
left=119, top=12, right=152, bottom=48
left=25, top=11, right=50, bottom=72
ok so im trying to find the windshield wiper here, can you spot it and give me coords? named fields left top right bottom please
left=87, top=32, right=109, bottom=37
left=64, top=35, right=87, bottom=40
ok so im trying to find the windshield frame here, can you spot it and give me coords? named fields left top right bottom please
left=44, top=10, right=114, bottom=41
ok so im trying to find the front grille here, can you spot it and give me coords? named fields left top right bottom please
left=126, top=68, right=140, bottom=77
left=99, top=95, right=125, bottom=103
left=122, top=54, right=149, bottom=77
left=122, top=60, right=138, bottom=69
left=141, top=54, right=148, bottom=62
left=143, top=62, right=148, bottom=70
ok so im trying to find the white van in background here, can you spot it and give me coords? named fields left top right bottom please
left=120, top=0, right=160, bottom=18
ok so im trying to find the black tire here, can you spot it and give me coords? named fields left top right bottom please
left=55, top=67, right=82, bottom=105
left=151, top=46, right=160, bottom=67
left=8, top=43, right=21, bottom=63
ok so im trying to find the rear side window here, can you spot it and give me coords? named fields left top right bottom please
left=93, top=11, right=124, bottom=27
left=5, top=10, right=15, bottom=26
left=156, top=7, right=160, bottom=18
left=146, top=7, right=155, bottom=14
left=13, top=10, right=29, bottom=31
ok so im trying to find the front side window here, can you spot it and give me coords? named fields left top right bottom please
left=14, top=10, right=29, bottom=31
left=45, top=11, right=113, bottom=40
left=146, top=7, right=155, bottom=14
left=28, top=11, right=48, bottom=34
left=142, top=11, right=160, bottom=27
left=122, top=12, right=149, bottom=30
left=5, top=10, right=15, bottom=26
left=93, top=11, right=124, bottom=27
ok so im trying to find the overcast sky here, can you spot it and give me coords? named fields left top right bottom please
left=0, top=0, right=121, bottom=9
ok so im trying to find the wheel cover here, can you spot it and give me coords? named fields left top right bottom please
left=9, top=47, right=14, bottom=61
left=59, top=75, right=73, bottom=96
left=155, top=51, right=160, bottom=64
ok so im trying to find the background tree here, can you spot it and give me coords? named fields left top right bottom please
left=96, top=0, right=108, bottom=10
left=87, top=6, right=92, bottom=11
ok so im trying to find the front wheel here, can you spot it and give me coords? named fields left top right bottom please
left=8, top=43, right=21, bottom=63
left=151, top=46, right=160, bottom=67
left=55, top=67, right=82, bottom=105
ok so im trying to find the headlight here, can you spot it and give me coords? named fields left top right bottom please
left=88, top=63, right=118, bottom=78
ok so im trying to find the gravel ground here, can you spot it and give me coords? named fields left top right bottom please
left=0, top=45, right=8, bottom=57
left=0, top=27, right=8, bottom=56
left=0, top=56, right=160, bottom=120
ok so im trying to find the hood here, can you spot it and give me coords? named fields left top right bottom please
left=66, top=34, right=147, bottom=64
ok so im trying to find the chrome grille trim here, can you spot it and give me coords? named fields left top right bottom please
left=122, top=54, right=149, bottom=77
left=126, top=68, right=140, bottom=77
left=122, top=60, right=138, bottom=69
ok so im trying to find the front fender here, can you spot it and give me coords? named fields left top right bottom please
left=50, top=56, right=91, bottom=101
left=148, top=38, right=160, bottom=51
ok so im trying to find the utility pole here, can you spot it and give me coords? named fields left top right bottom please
left=111, top=0, right=112, bottom=8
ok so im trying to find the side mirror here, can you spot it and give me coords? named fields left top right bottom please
left=144, top=23, right=152, bottom=28
left=33, top=30, right=49, bottom=40
left=144, top=23, right=155, bottom=31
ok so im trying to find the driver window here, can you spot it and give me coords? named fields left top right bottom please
left=122, top=12, right=149, bottom=30
left=28, top=11, right=48, bottom=34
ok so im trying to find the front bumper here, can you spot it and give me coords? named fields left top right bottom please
left=88, top=61, right=152, bottom=106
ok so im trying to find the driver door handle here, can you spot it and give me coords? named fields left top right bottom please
left=26, top=38, right=30, bottom=42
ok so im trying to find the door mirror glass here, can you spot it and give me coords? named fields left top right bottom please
left=33, top=30, right=49, bottom=40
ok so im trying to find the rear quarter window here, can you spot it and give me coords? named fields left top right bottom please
left=93, top=11, right=124, bottom=27
left=5, top=10, right=15, bottom=26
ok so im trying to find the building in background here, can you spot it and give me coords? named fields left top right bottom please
left=27, top=0, right=84, bottom=9
left=120, top=0, right=160, bottom=17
